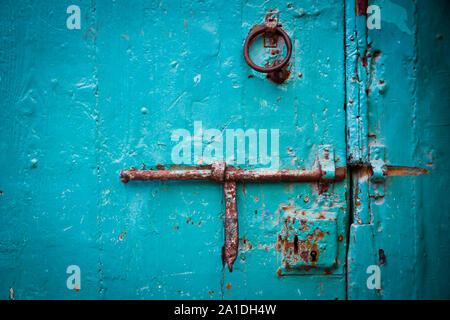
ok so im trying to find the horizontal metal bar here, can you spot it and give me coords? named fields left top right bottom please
left=120, top=166, right=347, bottom=183
left=120, top=169, right=213, bottom=182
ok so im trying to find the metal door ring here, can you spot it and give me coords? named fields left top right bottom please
left=243, top=25, right=292, bottom=73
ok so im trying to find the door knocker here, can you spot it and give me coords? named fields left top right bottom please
left=243, top=13, right=292, bottom=83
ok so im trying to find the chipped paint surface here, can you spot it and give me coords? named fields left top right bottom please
left=0, top=0, right=447, bottom=300
left=0, top=0, right=347, bottom=300
left=277, top=213, right=338, bottom=269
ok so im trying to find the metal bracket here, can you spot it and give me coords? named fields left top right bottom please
left=369, top=145, right=387, bottom=197
left=370, top=145, right=387, bottom=182
left=318, top=144, right=336, bottom=180
left=263, top=11, right=280, bottom=48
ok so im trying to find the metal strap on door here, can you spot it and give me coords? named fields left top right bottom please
left=120, top=144, right=428, bottom=272
left=120, top=146, right=345, bottom=271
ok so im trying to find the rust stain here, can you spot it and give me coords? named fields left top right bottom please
left=361, top=54, right=368, bottom=68
left=266, top=62, right=291, bottom=84
left=293, top=265, right=316, bottom=272
left=156, top=163, right=165, bottom=170
left=277, top=219, right=328, bottom=268
left=226, top=283, right=232, bottom=290
left=276, top=267, right=282, bottom=276
left=281, top=203, right=295, bottom=211
left=317, top=181, right=330, bottom=194
left=299, top=250, right=309, bottom=263
left=299, top=219, right=309, bottom=231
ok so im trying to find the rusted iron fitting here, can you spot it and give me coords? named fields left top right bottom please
left=264, top=11, right=278, bottom=33
left=211, top=161, right=226, bottom=182
left=120, top=163, right=346, bottom=184
left=222, top=180, right=238, bottom=272
left=120, top=162, right=346, bottom=272
left=243, top=11, right=292, bottom=84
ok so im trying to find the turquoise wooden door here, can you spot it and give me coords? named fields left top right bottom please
left=1, top=0, right=447, bottom=300
left=0, top=0, right=348, bottom=299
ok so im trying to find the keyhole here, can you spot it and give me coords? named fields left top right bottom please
left=293, top=235, right=299, bottom=255
left=310, top=250, right=317, bottom=262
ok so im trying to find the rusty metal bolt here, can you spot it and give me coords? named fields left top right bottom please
left=120, top=169, right=132, bottom=183
left=211, top=161, right=226, bottom=182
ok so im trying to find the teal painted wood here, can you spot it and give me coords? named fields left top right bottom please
left=0, top=0, right=101, bottom=299
left=346, top=0, right=450, bottom=299
left=1, top=0, right=448, bottom=301
left=0, top=0, right=348, bottom=299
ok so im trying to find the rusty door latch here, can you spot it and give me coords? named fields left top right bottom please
left=243, top=12, right=292, bottom=84
left=119, top=144, right=428, bottom=272
left=120, top=146, right=346, bottom=272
